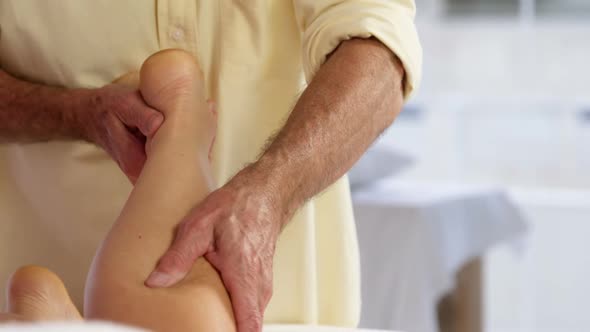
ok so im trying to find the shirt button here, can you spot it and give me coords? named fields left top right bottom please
left=170, top=26, right=185, bottom=41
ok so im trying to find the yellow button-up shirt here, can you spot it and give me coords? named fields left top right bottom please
left=0, top=0, right=421, bottom=326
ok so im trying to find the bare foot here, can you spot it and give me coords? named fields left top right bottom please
left=6, top=266, right=82, bottom=321
left=83, top=49, right=231, bottom=332
left=139, top=49, right=207, bottom=113
left=139, top=49, right=215, bottom=158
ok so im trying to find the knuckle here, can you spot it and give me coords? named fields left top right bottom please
left=159, top=249, right=191, bottom=272
left=262, top=270, right=273, bottom=292
left=240, top=243, right=255, bottom=259
left=262, top=287, right=273, bottom=305
left=120, top=162, right=132, bottom=176
left=112, top=94, right=135, bottom=120
left=251, top=315, right=263, bottom=330
left=96, top=106, right=110, bottom=121
left=93, top=106, right=112, bottom=131
left=263, top=281, right=273, bottom=296
left=121, top=91, right=136, bottom=107
left=147, top=110, right=161, bottom=123
left=239, top=311, right=263, bottom=332
left=250, top=319, right=263, bottom=332
left=100, top=113, right=120, bottom=139
left=176, top=219, right=196, bottom=238
left=141, top=108, right=156, bottom=123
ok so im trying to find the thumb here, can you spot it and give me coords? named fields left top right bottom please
left=145, top=220, right=211, bottom=288
left=136, top=107, right=164, bottom=138
left=133, top=106, right=164, bottom=138
left=116, top=92, right=164, bottom=138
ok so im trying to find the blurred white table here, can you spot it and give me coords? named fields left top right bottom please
left=352, top=180, right=527, bottom=332
left=0, top=322, right=399, bottom=332
left=265, top=325, right=397, bottom=332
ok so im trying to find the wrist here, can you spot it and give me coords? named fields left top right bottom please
left=243, top=154, right=305, bottom=226
left=228, top=158, right=298, bottom=229
left=67, top=87, right=105, bottom=145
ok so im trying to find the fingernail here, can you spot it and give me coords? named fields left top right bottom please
left=145, top=271, right=175, bottom=288
left=147, top=114, right=164, bottom=136
left=155, top=113, right=164, bottom=124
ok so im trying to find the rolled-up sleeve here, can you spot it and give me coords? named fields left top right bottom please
left=293, top=0, right=423, bottom=99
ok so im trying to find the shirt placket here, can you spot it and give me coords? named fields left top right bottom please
left=157, top=0, right=199, bottom=56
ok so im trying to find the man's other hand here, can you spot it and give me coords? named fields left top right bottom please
left=146, top=167, right=283, bottom=332
left=82, top=79, right=163, bottom=183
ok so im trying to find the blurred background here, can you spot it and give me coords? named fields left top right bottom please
left=350, top=1, right=590, bottom=332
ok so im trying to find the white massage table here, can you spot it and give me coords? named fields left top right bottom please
left=0, top=322, right=398, bottom=331
left=353, top=179, right=528, bottom=332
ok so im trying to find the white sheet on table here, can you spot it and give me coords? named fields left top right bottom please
left=352, top=180, right=528, bottom=332
left=0, top=322, right=397, bottom=331
left=0, top=321, right=144, bottom=331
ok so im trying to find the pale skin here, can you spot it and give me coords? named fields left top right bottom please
left=1, top=50, right=235, bottom=331
left=0, top=37, right=405, bottom=331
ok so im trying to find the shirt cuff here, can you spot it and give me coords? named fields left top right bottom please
left=300, top=2, right=423, bottom=99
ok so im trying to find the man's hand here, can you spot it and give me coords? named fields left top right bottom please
left=0, top=69, right=163, bottom=182
left=146, top=167, right=283, bottom=332
left=82, top=82, right=164, bottom=183
left=144, top=37, right=405, bottom=332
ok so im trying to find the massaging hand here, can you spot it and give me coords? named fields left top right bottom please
left=82, top=78, right=164, bottom=183
left=146, top=168, right=283, bottom=332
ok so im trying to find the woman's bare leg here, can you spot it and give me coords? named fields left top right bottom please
left=84, top=49, right=235, bottom=331
left=2, top=266, right=80, bottom=321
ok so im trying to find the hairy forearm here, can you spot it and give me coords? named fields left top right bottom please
left=0, top=69, right=88, bottom=143
left=246, top=38, right=405, bottom=222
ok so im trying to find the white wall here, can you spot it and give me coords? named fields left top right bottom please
left=382, top=21, right=590, bottom=189
left=414, top=21, right=590, bottom=99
